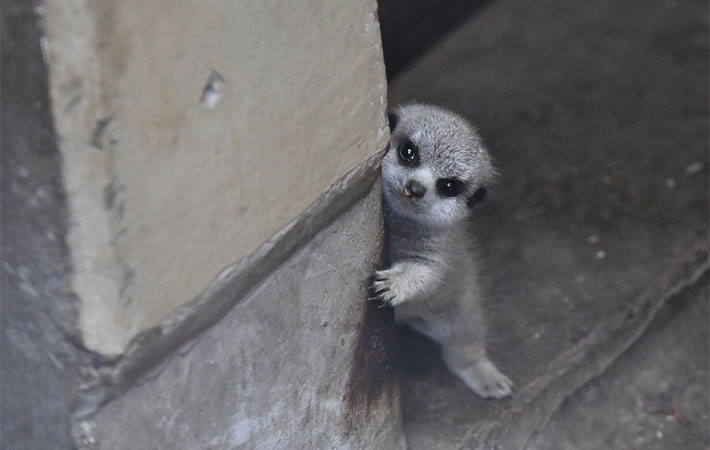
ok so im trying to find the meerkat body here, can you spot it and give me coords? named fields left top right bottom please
left=372, top=104, right=513, bottom=399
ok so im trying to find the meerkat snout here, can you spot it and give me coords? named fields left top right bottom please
left=404, top=180, right=426, bottom=199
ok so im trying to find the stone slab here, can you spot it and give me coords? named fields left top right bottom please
left=85, top=184, right=406, bottom=450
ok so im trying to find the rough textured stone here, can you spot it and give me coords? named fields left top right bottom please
left=4, top=0, right=402, bottom=446
left=386, top=0, right=709, bottom=448
left=1, top=0, right=86, bottom=447
left=42, top=0, right=389, bottom=355
left=85, top=184, right=405, bottom=450
left=527, top=278, right=709, bottom=450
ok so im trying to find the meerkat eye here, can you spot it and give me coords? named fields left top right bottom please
left=436, top=178, right=465, bottom=197
left=397, top=140, right=419, bottom=166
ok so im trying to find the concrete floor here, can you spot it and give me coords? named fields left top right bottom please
left=385, top=0, right=709, bottom=448
left=528, top=278, right=709, bottom=450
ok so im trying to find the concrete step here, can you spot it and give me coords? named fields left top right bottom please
left=387, top=0, right=708, bottom=447
left=527, top=278, right=709, bottom=450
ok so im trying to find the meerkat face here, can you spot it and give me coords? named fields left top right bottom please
left=381, top=104, right=495, bottom=228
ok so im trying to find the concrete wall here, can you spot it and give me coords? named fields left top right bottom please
left=85, top=182, right=404, bottom=450
left=2, top=1, right=85, bottom=447
left=43, top=0, right=389, bottom=356
left=1, top=0, right=406, bottom=447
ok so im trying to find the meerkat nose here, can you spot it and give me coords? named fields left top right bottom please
left=404, top=180, right=427, bottom=199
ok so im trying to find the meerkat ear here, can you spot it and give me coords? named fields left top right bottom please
left=466, top=186, right=487, bottom=208
left=387, top=110, right=399, bottom=131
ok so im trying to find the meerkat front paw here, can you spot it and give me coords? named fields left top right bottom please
left=451, top=358, right=514, bottom=399
left=369, top=266, right=408, bottom=308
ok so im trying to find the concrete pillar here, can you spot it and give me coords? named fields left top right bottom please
left=10, top=0, right=406, bottom=447
left=43, top=0, right=390, bottom=356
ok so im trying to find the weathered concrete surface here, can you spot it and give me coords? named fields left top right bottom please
left=82, top=183, right=405, bottom=449
left=527, top=277, right=709, bottom=450
left=42, top=0, right=389, bottom=355
left=4, top=0, right=401, bottom=446
left=385, top=0, right=709, bottom=448
left=0, top=0, right=89, bottom=448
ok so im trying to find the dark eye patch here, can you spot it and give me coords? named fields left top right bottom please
left=466, top=186, right=488, bottom=207
left=436, top=178, right=465, bottom=197
left=387, top=111, right=399, bottom=131
left=397, top=139, right=420, bottom=166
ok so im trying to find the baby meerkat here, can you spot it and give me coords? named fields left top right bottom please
left=371, top=104, right=513, bottom=399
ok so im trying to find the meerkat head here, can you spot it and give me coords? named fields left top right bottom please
left=382, top=104, right=495, bottom=228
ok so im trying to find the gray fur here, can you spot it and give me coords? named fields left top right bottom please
left=372, top=104, right=513, bottom=399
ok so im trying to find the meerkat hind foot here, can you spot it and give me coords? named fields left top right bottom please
left=449, top=358, right=513, bottom=399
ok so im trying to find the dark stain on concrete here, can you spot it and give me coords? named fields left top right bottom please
left=90, top=115, right=113, bottom=150
left=343, top=298, right=399, bottom=433
left=103, top=181, right=116, bottom=209
left=119, top=268, right=135, bottom=298
left=343, top=230, right=399, bottom=433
